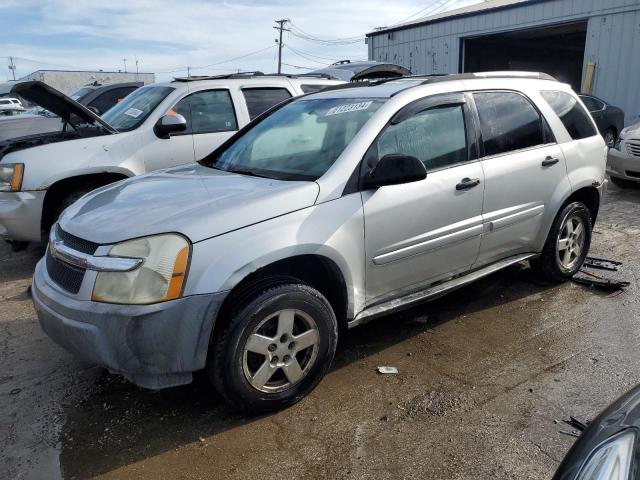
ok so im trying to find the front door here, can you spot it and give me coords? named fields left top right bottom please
left=362, top=94, right=485, bottom=305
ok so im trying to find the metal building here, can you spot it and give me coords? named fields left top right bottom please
left=367, top=0, right=640, bottom=125
left=19, top=70, right=155, bottom=95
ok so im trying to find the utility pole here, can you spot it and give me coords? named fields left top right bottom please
left=8, top=56, right=16, bottom=81
left=273, top=19, right=290, bottom=74
left=135, top=56, right=139, bottom=81
left=122, top=58, right=127, bottom=73
left=187, top=66, right=191, bottom=78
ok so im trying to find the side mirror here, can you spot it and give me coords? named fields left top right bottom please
left=87, top=106, right=101, bottom=116
left=154, top=113, right=187, bottom=139
left=364, top=154, right=427, bottom=188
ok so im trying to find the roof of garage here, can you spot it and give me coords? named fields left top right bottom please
left=367, top=0, right=552, bottom=35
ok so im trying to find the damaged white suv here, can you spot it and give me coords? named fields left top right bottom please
left=32, top=73, right=606, bottom=411
left=0, top=74, right=341, bottom=250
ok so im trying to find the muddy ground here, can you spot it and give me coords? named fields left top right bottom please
left=2, top=183, right=640, bottom=480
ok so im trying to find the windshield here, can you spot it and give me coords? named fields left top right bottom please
left=210, top=97, right=383, bottom=180
left=101, top=86, right=174, bottom=132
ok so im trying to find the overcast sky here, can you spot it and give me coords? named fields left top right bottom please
left=1, top=0, right=480, bottom=83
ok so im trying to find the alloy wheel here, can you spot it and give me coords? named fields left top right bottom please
left=242, top=309, right=320, bottom=393
left=556, top=214, right=586, bottom=271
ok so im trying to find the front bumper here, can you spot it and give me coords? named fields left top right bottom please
left=0, top=190, right=46, bottom=242
left=607, top=148, right=640, bottom=182
left=32, top=259, right=227, bottom=389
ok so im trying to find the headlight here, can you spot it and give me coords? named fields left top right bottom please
left=92, top=234, right=190, bottom=304
left=577, top=430, right=636, bottom=480
left=0, top=163, right=24, bottom=192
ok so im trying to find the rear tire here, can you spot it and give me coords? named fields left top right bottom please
left=531, top=202, right=592, bottom=282
left=208, top=281, right=338, bottom=413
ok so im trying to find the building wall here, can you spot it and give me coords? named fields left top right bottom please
left=368, top=0, right=640, bottom=125
left=20, top=71, right=155, bottom=95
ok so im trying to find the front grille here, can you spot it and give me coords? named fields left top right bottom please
left=46, top=250, right=86, bottom=294
left=56, top=225, right=99, bottom=255
left=625, top=170, right=640, bottom=179
left=627, top=142, right=640, bottom=158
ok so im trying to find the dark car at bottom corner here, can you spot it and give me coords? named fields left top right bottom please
left=555, top=384, right=640, bottom=480
left=579, top=94, right=625, bottom=148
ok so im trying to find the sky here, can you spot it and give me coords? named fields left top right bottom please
left=0, top=0, right=481, bottom=83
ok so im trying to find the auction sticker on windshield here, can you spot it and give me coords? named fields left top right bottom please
left=124, top=108, right=144, bottom=118
left=326, top=101, right=373, bottom=116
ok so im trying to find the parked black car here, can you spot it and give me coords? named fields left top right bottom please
left=554, top=384, right=640, bottom=480
left=69, top=81, right=143, bottom=115
left=579, top=94, right=625, bottom=148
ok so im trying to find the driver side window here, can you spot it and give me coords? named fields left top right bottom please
left=374, top=105, right=468, bottom=171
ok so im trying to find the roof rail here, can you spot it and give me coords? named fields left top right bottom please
left=173, top=71, right=340, bottom=82
left=415, top=71, right=558, bottom=83
left=173, top=71, right=265, bottom=82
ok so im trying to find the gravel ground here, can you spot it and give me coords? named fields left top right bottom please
left=2, top=182, right=640, bottom=480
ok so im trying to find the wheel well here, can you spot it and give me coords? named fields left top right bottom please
left=565, top=186, right=600, bottom=225
left=211, top=255, right=349, bottom=345
left=41, top=173, right=129, bottom=233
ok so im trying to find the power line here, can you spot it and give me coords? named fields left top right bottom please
left=155, top=44, right=276, bottom=74
left=284, top=45, right=332, bottom=66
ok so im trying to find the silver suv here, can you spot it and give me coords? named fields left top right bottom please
left=32, top=72, right=607, bottom=412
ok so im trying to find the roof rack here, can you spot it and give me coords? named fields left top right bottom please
left=173, top=71, right=265, bottom=82
left=173, top=71, right=338, bottom=82
left=310, top=71, right=558, bottom=95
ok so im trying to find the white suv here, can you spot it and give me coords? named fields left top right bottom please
left=0, top=97, right=24, bottom=112
left=0, top=74, right=342, bottom=249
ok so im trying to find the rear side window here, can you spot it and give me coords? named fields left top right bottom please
left=541, top=91, right=598, bottom=140
left=300, top=84, right=328, bottom=94
left=375, top=105, right=468, bottom=171
left=579, top=95, right=605, bottom=112
left=242, top=88, right=292, bottom=120
left=173, top=89, right=238, bottom=134
left=474, top=92, right=545, bottom=157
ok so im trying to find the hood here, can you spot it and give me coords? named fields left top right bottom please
left=59, top=163, right=320, bottom=244
left=621, top=122, right=640, bottom=139
left=306, top=61, right=411, bottom=82
left=1, top=81, right=116, bottom=133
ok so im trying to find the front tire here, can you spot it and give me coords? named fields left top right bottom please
left=603, top=128, right=617, bottom=149
left=532, top=202, right=592, bottom=282
left=208, top=282, right=338, bottom=413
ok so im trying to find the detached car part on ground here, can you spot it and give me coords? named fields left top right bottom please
left=0, top=81, right=142, bottom=143
left=607, top=122, right=640, bottom=188
left=0, top=75, right=342, bottom=249
left=32, top=72, right=606, bottom=412
left=554, top=385, right=640, bottom=480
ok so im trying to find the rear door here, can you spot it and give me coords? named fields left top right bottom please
left=362, top=93, right=485, bottom=304
left=472, top=90, right=567, bottom=266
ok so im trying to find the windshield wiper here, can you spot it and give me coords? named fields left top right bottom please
left=226, top=167, right=271, bottom=179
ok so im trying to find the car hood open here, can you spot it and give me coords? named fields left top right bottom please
left=59, top=163, right=320, bottom=244
left=1, top=81, right=116, bottom=133
left=306, top=61, right=411, bottom=82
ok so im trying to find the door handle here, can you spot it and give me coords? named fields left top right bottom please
left=456, top=178, right=481, bottom=191
left=542, top=156, right=560, bottom=167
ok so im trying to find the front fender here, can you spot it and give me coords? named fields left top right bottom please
left=185, top=194, right=366, bottom=319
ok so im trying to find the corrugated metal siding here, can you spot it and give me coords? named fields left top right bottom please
left=369, top=0, right=640, bottom=124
